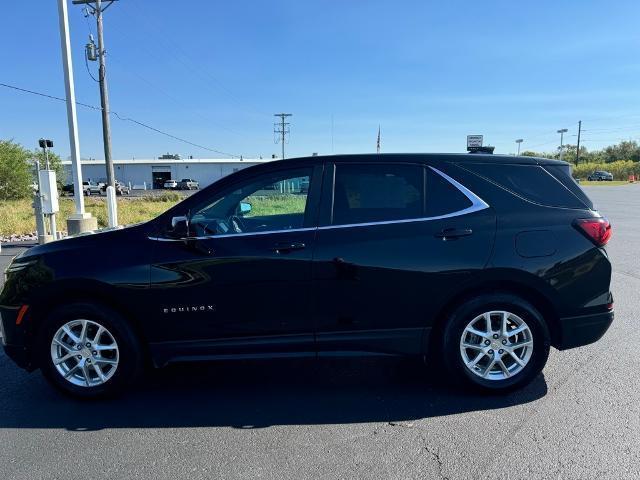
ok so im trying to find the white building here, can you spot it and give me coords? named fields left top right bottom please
left=62, top=158, right=273, bottom=189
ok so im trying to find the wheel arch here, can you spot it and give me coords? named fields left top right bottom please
left=426, top=272, right=561, bottom=356
left=24, top=279, right=149, bottom=361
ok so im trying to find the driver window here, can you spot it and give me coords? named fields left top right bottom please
left=190, top=169, right=312, bottom=236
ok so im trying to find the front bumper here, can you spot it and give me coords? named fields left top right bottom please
left=0, top=306, right=34, bottom=371
left=556, top=310, right=614, bottom=350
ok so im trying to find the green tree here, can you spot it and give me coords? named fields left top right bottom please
left=0, top=139, right=33, bottom=200
left=601, top=140, right=640, bottom=163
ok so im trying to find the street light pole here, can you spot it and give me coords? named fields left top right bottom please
left=557, top=128, right=568, bottom=161
left=57, top=0, right=98, bottom=235
left=515, top=139, right=523, bottom=156
left=56, top=0, right=85, bottom=218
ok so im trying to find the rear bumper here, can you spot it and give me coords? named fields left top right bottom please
left=556, top=310, right=614, bottom=350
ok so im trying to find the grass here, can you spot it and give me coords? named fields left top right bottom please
left=0, top=194, right=308, bottom=236
left=578, top=180, right=632, bottom=186
left=244, top=195, right=307, bottom=217
left=0, top=196, right=181, bottom=236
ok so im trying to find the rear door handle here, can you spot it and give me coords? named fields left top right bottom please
left=434, top=228, right=473, bottom=240
left=271, top=242, right=306, bottom=253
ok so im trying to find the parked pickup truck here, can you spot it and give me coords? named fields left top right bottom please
left=178, top=178, right=199, bottom=190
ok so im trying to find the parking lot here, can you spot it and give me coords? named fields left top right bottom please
left=0, top=184, right=638, bottom=480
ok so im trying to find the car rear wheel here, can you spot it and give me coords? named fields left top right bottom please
left=37, top=303, right=143, bottom=398
left=441, top=293, right=550, bottom=393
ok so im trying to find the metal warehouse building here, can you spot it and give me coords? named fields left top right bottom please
left=62, top=158, right=273, bottom=189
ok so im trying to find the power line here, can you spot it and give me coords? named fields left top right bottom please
left=106, top=54, right=250, bottom=140
left=108, top=5, right=271, bottom=120
left=0, top=81, right=241, bottom=158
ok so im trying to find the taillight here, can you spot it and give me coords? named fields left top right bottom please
left=573, top=218, right=612, bottom=247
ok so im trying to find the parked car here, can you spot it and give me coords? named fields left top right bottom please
left=82, top=181, right=102, bottom=196
left=587, top=171, right=614, bottom=181
left=0, top=153, right=613, bottom=398
left=100, top=181, right=130, bottom=196
left=163, top=179, right=178, bottom=190
left=177, top=178, right=199, bottom=190
left=61, top=184, right=74, bottom=196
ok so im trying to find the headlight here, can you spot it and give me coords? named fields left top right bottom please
left=5, top=258, right=38, bottom=276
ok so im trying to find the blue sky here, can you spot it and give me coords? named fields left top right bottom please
left=2, top=0, right=640, bottom=160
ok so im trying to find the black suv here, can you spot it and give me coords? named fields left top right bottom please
left=0, top=154, right=613, bottom=398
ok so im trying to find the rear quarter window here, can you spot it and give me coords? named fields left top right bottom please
left=462, top=163, right=590, bottom=209
left=543, top=164, right=594, bottom=210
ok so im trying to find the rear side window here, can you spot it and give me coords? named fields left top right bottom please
left=464, top=163, right=589, bottom=209
left=425, top=168, right=472, bottom=216
left=332, top=164, right=423, bottom=225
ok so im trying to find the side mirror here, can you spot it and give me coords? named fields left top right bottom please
left=239, top=202, right=252, bottom=216
left=170, top=215, right=189, bottom=238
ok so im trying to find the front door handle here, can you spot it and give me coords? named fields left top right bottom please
left=271, top=242, right=306, bottom=253
left=434, top=228, right=473, bottom=240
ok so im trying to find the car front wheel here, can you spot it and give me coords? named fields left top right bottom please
left=441, top=293, right=550, bottom=393
left=37, top=303, right=143, bottom=398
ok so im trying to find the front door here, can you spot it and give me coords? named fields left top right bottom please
left=312, top=161, right=496, bottom=356
left=149, top=165, right=321, bottom=361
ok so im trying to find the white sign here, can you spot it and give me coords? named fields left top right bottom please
left=467, top=135, right=484, bottom=148
left=38, top=170, right=59, bottom=214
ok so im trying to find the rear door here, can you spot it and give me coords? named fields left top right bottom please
left=311, top=160, right=496, bottom=356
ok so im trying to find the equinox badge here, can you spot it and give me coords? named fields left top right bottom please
left=163, top=305, right=216, bottom=314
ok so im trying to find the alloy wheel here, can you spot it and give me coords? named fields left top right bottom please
left=50, top=319, right=119, bottom=387
left=459, top=311, right=534, bottom=381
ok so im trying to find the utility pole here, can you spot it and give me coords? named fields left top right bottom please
left=557, top=128, right=568, bottom=161
left=575, top=120, right=582, bottom=166
left=274, top=113, right=292, bottom=159
left=515, top=138, right=523, bottom=156
left=74, top=0, right=116, bottom=189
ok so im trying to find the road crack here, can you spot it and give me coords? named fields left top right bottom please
left=420, top=436, right=450, bottom=480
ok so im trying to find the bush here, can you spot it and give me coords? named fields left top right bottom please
left=572, top=160, right=640, bottom=181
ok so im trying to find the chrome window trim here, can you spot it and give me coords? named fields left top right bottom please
left=148, top=165, right=489, bottom=240
left=428, top=166, right=489, bottom=211
left=318, top=165, right=489, bottom=231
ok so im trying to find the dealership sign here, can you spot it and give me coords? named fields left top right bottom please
left=467, top=135, right=483, bottom=149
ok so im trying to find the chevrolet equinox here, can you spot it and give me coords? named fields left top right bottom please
left=0, top=154, right=614, bottom=397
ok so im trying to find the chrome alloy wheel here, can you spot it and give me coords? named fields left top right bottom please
left=50, top=319, right=119, bottom=387
left=459, top=311, right=534, bottom=381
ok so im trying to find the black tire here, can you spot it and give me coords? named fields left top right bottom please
left=36, top=302, right=143, bottom=399
left=441, top=293, right=550, bottom=393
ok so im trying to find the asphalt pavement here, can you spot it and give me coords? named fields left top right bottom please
left=0, top=184, right=639, bottom=480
